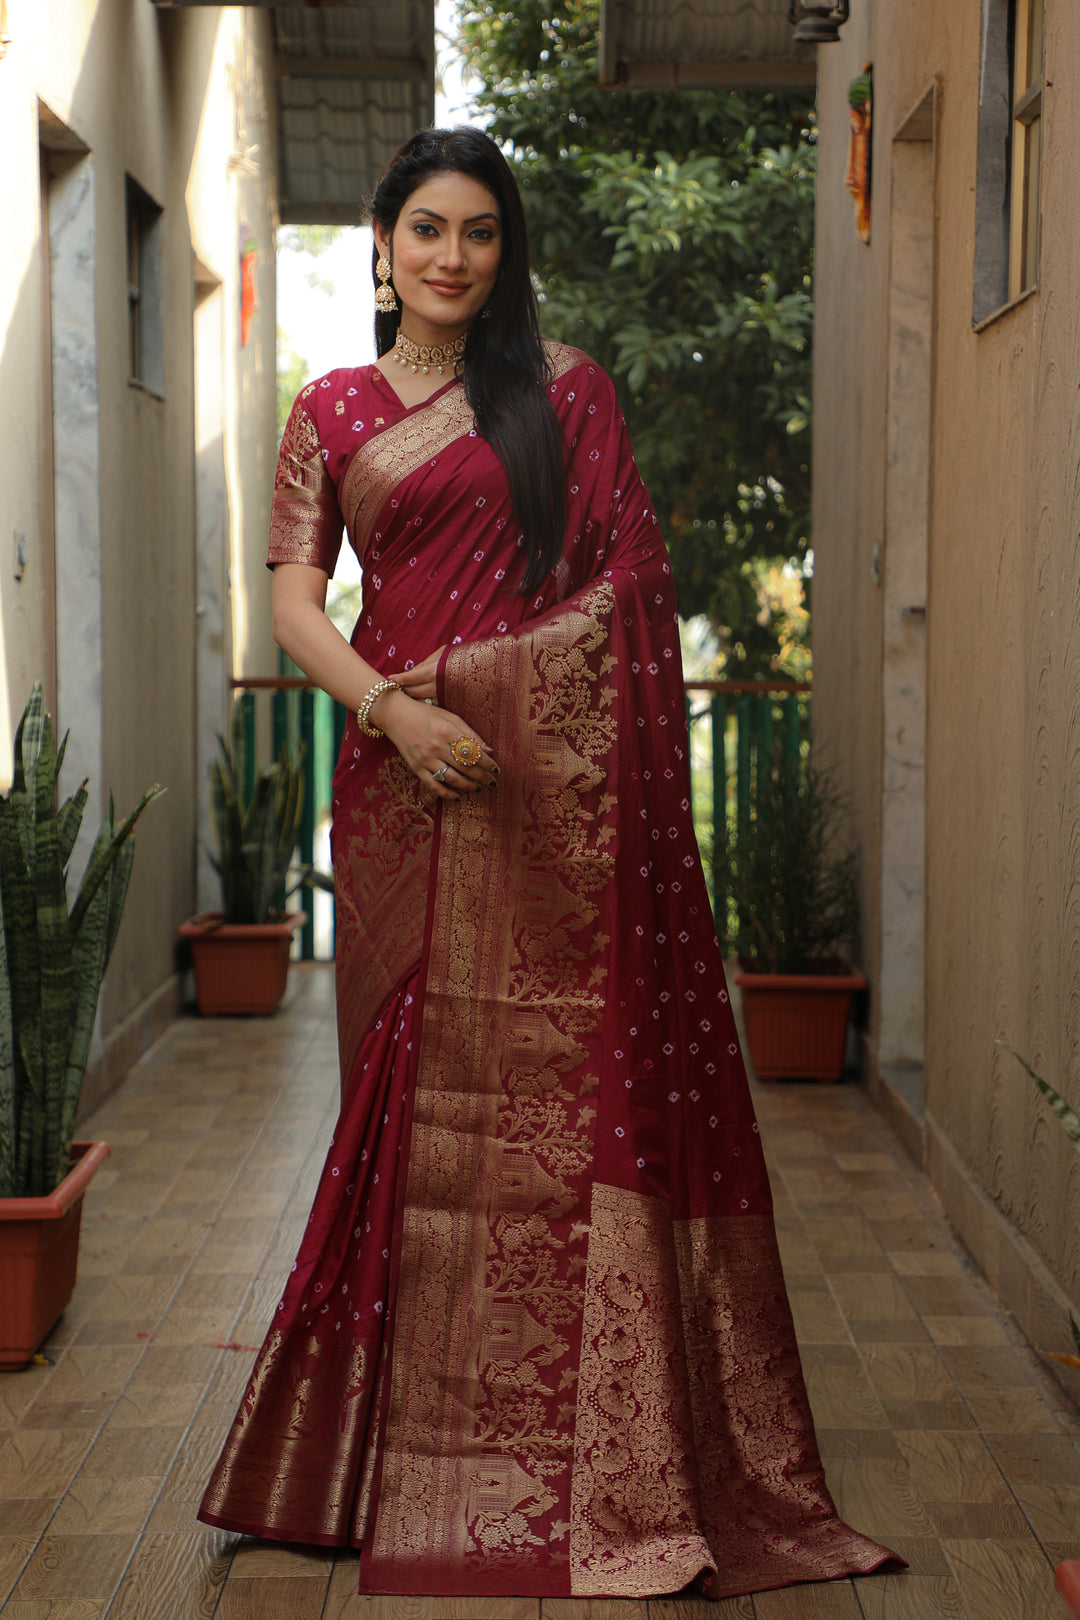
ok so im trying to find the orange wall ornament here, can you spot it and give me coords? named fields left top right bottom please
left=845, top=65, right=873, bottom=245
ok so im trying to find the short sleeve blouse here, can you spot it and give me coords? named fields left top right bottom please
left=266, top=392, right=345, bottom=573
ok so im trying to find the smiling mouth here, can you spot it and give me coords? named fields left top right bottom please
left=426, top=281, right=470, bottom=293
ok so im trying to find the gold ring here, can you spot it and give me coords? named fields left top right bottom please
left=449, top=736, right=483, bottom=769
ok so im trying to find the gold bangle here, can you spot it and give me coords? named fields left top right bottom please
left=356, top=677, right=401, bottom=739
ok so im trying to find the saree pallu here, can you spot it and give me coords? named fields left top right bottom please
left=198, top=347, right=898, bottom=1598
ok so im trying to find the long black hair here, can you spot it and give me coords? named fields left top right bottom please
left=369, top=127, right=565, bottom=592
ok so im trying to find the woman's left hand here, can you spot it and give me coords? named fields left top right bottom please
left=388, top=647, right=446, bottom=704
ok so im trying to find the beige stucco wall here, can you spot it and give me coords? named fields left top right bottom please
left=0, top=1, right=278, bottom=1067
left=813, top=0, right=1080, bottom=1366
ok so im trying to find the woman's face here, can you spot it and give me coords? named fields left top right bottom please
left=375, top=170, right=502, bottom=340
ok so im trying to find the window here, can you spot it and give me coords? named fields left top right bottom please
left=1008, top=0, right=1043, bottom=300
left=972, top=0, right=1044, bottom=323
left=125, top=174, right=164, bottom=393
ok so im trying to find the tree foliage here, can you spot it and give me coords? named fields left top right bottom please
left=458, top=1, right=816, bottom=672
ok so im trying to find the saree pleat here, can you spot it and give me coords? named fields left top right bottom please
left=199, top=346, right=901, bottom=1597
left=198, top=970, right=419, bottom=1544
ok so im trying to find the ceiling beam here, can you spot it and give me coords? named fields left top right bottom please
left=275, top=54, right=428, bottom=81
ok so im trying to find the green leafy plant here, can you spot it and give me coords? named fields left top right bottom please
left=0, top=685, right=163, bottom=1199
left=721, top=765, right=859, bottom=974
left=1000, top=1044, right=1080, bottom=1369
left=207, top=701, right=305, bottom=925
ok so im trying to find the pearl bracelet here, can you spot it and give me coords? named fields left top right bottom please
left=356, top=677, right=401, bottom=739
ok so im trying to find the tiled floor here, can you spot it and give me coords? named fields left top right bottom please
left=2, top=964, right=1079, bottom=1618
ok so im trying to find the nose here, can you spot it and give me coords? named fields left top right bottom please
left=437, top=232, right=467, bottom=270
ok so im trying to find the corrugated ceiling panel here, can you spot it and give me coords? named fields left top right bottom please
left=599, top=0, right=814, bottom=88
left=279, top=79, right=430, bottom=221
left=273, top=0, right=435, bottom=224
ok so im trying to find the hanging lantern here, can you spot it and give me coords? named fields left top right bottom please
left=787, top=0, right=851, bottom=43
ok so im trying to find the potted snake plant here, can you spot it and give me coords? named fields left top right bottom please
left=722, top=764, right=865, bottom=1082
left=177, top=701, right=308, bottom=1015
left=0, top=685, right=162, bottom=1370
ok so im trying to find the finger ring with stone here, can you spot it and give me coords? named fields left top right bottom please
left=450, top=736, right=483, bottom=769
left=432, top=765, right=449, bottom=785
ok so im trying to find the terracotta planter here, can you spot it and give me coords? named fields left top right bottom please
left=177, top=911, right=307, bottom=1016
left=733, top=959, right=867, bottom=1083
left=1057, top=1562, right=1080, bottom=1617
left=0, top=1140, right=110, bottom=1371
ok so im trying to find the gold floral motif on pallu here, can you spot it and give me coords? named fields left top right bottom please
left=269, top=404, right=343, bottom=569
left=569, top=1185, right=713, bottom=1596
left=370, top=582, right=619, bottom=1580
left=334, top=755, right=435, bottom=1092
left=339, top=344, right=587, bottom=559
left=672, top=1214, right=897, bottom=1594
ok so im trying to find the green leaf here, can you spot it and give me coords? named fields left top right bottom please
left=999, top=1043, right=1080, bottom=1152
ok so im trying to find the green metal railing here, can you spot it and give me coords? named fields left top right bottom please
left=684, top=681, right=812, bottom=937
left=230, top=675, right=811, bottom=960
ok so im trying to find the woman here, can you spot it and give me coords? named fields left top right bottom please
left=198, top=127, right=898, bottom=1600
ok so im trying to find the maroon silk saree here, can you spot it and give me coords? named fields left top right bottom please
left=198, top=346, right=898, bottom=1598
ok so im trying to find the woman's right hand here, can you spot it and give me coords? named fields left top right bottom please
left=373, top=688, right=499, bottom=801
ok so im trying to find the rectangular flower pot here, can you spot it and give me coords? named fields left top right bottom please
left=0, top=1140, right=111, bottom=1371
left=734, top=961, right=867, bottom=1083
left=177, top=911, right=307, bottom=1016
left=1056, top=1561, right=1080, bottom=1617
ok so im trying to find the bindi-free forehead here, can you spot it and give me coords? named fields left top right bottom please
left=400, top=171, right=501, bottom=229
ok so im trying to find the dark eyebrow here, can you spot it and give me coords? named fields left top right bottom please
left=407, top=207, right=500, bottom=225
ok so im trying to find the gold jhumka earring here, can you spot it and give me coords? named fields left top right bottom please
left=375, top=256, right=398, bottom=314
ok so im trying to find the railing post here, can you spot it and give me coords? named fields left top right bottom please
left=239, top=691, right=256, bottom=805
left=710, top=693, right=727, bottom=927
left=735, top=694, right=752, bottom=851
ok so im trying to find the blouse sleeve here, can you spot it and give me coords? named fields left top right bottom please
left=266, top=392, right=344, bottom=572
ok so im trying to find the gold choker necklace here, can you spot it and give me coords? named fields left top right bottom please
left=393, top=330, right=467, bottom=376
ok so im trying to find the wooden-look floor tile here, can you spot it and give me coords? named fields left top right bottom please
left=8, top=1533, right=136, bottom=1601
left=803, top=1364, right=889, bottom=1430
left=323, top=1581, right=435, bottom=1620
left=861, top=1344, right=957, bottom=1402
left=927, top=1500, right=1036, bottom=1540
left=987, top=1431, right=1080, bottom=1486
left=107, top=1380, right=206, bottom=1428
left=787, top=1283, right=849, bottom=1343
left=16, top=1400, right=112, bottom=1432
left=1011, top=1481, right=1080, bottom=1542
left=964, top=1389, right=1064, bottom=1433
left=430, top=1600, right=540, bottom=1619
left=753, top=1579, right=863, bottom=1616
left=0, top=1431, right=96, bottom=1500
left=922, top=1315, right=1010, bottom=1347
left=815, top=1428, right=903, bottom=1460
left=825, top=1457, right=934, bottom=1539
left=108, top=1529, right=236, bottom=1619
left=227, top=1538, right=335, bottom=1578
left=893, top=1430, right=1013, bottom=1503
left=49, top=1475, right=160, bottom=1535
left=941, top=1539, right=1058, bottom=1619
left=878, top=1537, right=951, bottom=1574
left=855, top=1572, right=966, bottom=1618
left=1, top=1603, right=108, bottom=1618
left=829, top=1272, right=920, bottom=1323
left=0, top=1535, right=36, bottom=1593
left=937, top=1345, right=1033, bottom=1391
left=545, top=1603, right=647, bottom=1620
left=650, top=1596, right=754, bottom=1620
left=880, top=1401, right=976, bottom=1432
left=0, top=1499, right=57, bottom=1537
left=79, top=1424, right=183, bottom=1478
